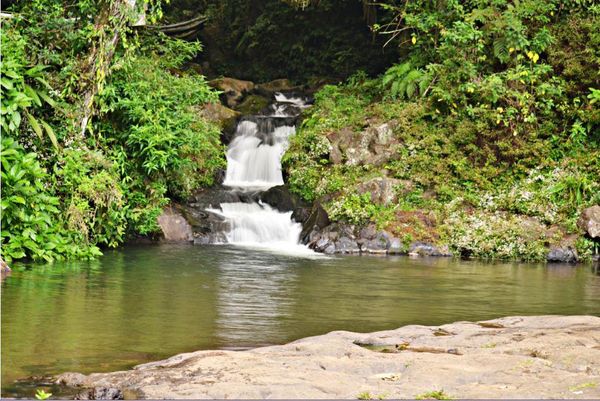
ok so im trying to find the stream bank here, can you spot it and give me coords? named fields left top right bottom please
left=156, top=76, right=600, bottom=263
left=56, top=315, right=600, bottom=399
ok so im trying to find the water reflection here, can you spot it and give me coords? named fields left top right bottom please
left=2, top=244, right=599, bottom=397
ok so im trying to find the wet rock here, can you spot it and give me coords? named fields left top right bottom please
left=388, top=237, right=407, bottom=255
left=74, top=387, right=122, bottom=400
left=361, top=231, right=391, bottom=254
left=547, top=246, right=578, bottom=263
left=578, top=205, right=600, bottom=238
left=208, top=77, right=254, bottom=108
left=157, top=207, right=193, bottom=242
left=234, top=94, right=271, bottom=115
left=334, top=237, right=360, bottom=254
left=409, top=242, right=452, bottom=257
left=199, top=102, right=240, bottom=144
left=254, top=79, right=300, bottom=97
left=300, top=203, right=330, bottom=243
left=179, top=206, right=230, bottom=244
left=259, top=185, right=308, bottom=213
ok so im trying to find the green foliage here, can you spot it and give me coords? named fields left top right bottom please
left=35, top=389, right=52, bottom=400
left=284, top=0, right=599, bottom=262
left=0, top=138, right=101, bottom=263
left=99, top=33, right=225, bottom=199
left=2, top=1, right=225, bottom=264
left=382, top=61, right=433, bottom=99
left=415, top=390, right=452, bottom=400
left=444, top=210, right=549, bottom=261
left=172, top=0, right=396, bottom=82
left=54, top=149, right=126, bottom=248
left=0, top=23, right=58, bottom=149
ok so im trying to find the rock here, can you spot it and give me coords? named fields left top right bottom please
left=356, top=177, right=411, bottom=206
left=55, top=316, right=600, bottom=399
left=234, top=94, right=271, bottom=115
left=547, top=246, right=578, bottom=263
left=254, top=79, right=300, bottom=97
left=179, top=206, right=230, bottom=245
left=300, top=203, right=330, bottom=243
left=199, top=102, right=241, bottom=144
left=157, top=207, right=193, bottom=242
left=74, top=387, right=122, bottom=400
left=361, top=231, right=391, bottom=254
left=208, top=77, right=254, bottom=108
left=326, top=122, right=401, bottom=167
left=409, top=242, right=452, bottom=257
left=388, top=237, right=407, bottom=255
left=259, top=185, right=308, bottom=213
left=1, top=258, right=10, bottom=274
left=334, top=236, right=360, bottom=254
left=578, top=205, right=600, bottom=238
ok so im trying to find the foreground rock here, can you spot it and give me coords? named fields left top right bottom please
left=56, top=315, right=600, bottom=399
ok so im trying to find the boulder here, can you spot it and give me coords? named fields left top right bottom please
left=0, top=258, right=10, bottom=274
left=179, top=206, right=230, bottom=244
left=199, top=102, right=241, bottom=144
left=334, top=237, right=360, bottom=254
left=547, top=246, right=578, bottom=263
left=300, top=203, right=330, bottom=243
left=361, top=231, right=391, bottom=254
left=356, top=177, right=411, bottom=206
left=234, top=94, right=271, bottom=115
left=157, top=207, right=193, bottom=242
left=254, top=79, right=300, bottom=97
left=326, top=122, right=400, bottom=167
left=208, top=77, right=254, bottom=108
left=259, top=185, right=308, bottom=213
left=577, top=205, right=600, bottom=238
left=409, top=242, right=452, bottom=257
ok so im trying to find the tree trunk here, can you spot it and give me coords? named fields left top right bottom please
left=78, top=0, right=133, bottom=137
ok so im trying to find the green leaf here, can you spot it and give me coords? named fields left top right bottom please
left=26, top=112, right=44, bottom=140
left=41, top=120, right=59, bottom=150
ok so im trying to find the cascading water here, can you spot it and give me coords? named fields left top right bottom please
left=209, top=93, right=311, bottom=252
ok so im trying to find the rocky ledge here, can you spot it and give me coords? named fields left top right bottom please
left=56, top=315, right=600, bottom=399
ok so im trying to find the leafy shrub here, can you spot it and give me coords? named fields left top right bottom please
left=0, top=138, right=101, bottom=263
left=99, top=33, right=225, bottom=200
left=444, top=210, right=549, bottom=261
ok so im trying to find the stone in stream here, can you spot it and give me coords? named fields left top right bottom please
left=208, top=77, right=254, bottom=108
left=55, top=315, right=600, bottom=399
left=547, top=246, right=579, bottom=263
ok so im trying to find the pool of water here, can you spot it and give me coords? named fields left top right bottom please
left=2, top=244, right=599, bottom=397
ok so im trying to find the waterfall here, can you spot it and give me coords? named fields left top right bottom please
left=210, top=92, right=310, bottom=252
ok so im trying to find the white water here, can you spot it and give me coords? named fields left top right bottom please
left=214, top=93, right=311, bottom=252
left=223, top=122, right=294, bottom=188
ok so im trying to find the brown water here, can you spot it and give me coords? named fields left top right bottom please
left=2, top=244, right=599, bottom=397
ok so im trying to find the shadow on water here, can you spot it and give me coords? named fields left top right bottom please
left=2, top=243, right=600, bottom=397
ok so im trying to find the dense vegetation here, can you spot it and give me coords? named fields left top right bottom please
left=283, top=0, right=599, bottom=260
left=2, top=0, right=598, bottom=264
left=164, top=0, right=396, bottom=82
left=1, top=0, right=224, bottom=263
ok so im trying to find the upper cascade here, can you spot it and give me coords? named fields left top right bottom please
left=223, top=93, right=309, bottom=189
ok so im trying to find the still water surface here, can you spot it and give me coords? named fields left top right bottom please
left=2, top=244, right=599, bottom=396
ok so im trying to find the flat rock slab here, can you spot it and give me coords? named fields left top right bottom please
left=57, top=315, right=600, bottom=399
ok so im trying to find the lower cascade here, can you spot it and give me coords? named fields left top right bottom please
left=210, top=93, right=309, bottom=249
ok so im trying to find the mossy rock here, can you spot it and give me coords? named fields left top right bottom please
left=234, top=94, right=271, bottom=115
